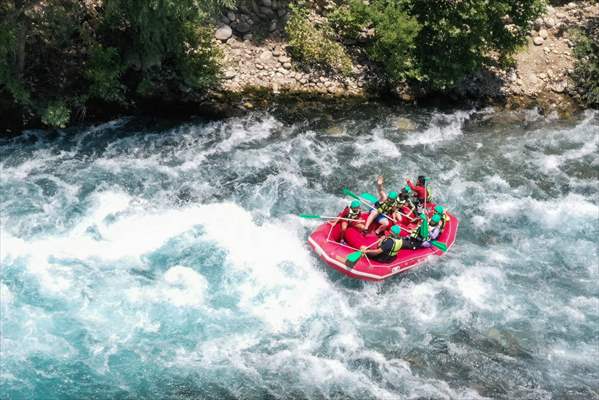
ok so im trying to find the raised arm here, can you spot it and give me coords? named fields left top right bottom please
left=376, top=175, right=387, bottom=201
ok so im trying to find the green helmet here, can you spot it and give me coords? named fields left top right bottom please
left=350, top=200, right=361, bottom=209
left=431, top=214, right=441, bottom=224
left=419, top=213, right=427, bottom=220
left=404, top=186, right=412, bottom=193
left=390, top=225, right=401, bottom=236
left=434, top=205, right=444, bottom=214
left=388, top=191, right=398, bottom=200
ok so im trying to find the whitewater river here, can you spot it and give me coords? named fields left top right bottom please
left=1, top=105, right=597, bottom=399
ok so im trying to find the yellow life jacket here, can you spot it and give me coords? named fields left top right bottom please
left=389, top=238, right=403, bottom=257
left=377, top=199, right=396, bottom=214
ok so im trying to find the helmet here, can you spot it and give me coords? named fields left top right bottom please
left=350, top=200, right=361, bottom=209
left=388, top=191, right=398, bottom=200
left=434, top=205, right=444, bottom=214
left=419, top=213, right=427, bottom=220
left=403, top=186, right=411, bottom=193
left=431, top=214, right=441, bottom=224
left=417, top=175, right=427, bottom=184
left=390, top=225, right=401, bottom=236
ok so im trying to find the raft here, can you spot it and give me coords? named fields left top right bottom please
left=307, top=205, right=458, bottom=281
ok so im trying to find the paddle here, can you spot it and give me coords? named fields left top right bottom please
left=342, top=188, right=398, bottom=223
left=345, top=237, right=382, bottom=268
left=299, top=214, right=362, bottom=222
left=361, top=191, right=416, bottom=222
left=430, top=241, right=447, bottom=252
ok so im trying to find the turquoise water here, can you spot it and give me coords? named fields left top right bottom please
left=1, top=106, right=598, bottom=399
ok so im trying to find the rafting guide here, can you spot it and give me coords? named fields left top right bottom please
left=302, top=175, right=457, bottom=280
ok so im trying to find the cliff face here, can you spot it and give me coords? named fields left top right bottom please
left=212, top=1, right=598, bottom=112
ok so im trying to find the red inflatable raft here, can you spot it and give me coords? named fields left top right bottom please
left=308, top=205, right=458, bottom=281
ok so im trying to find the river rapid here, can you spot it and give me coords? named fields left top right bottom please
left=1, top=105, right=598, bottom=400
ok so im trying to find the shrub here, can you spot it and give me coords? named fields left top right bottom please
left=286, top=3, right=353, bottom=75
left=572, top=26, right=599, bottom=107
left=41, top=101, right=71, bottom=128
left=86, top=45, right=126, bottom=103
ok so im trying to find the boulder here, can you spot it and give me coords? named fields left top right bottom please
left=233, top=22, right=251, bottom=33
left=215, top=25, right=232, bottom=41
left=533, top=36, right=544, bottom=46
left=539, top=29, right=548, bottom=39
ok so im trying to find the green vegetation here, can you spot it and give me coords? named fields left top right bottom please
left=572, top=25, right=599, bottom=107
left=0, top=0, right=232, bottom=128
left=328, top=0, right=544, bottom=90
left=286, top=3, right=353, bottom=75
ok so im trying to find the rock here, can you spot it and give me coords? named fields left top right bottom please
left=539, top=29, right=548, bottom=40
left=283, top=62, right=292, bottom=69
left=272, top=48, right=283, bottom=57
left=224, top=70, right=236, bottom=79
left=215, top=25, right=232, bottom=41
left=539, top=72, right=547, bottom=80
left=552, top=81, right=568, bottom=93
left=269, top=20, right=277, bottom=32
left=277, top=8, right=287, bottom=17
left=261, top=0, right=272, bottom=6
left=533, top=36, right=544, bottom=46
left=534, top=17, right=544, bottom=30
left=243, top=33, right=253, bottom=41
left=278, top=55, right=291, bottom=63
left=327, top=86, right=337, bottom=94
left=234, top=22, right=251, bottom=33
left=221, top=16, right=230, bottom=24
left=227, top=11, right=236, bottom=22
left=259, top=6, right=275, bottom=17
left=543, top=17, right=555, bottom=28
left=390, top=116, right=417, bottom=131
left=259, top=50, right=273, bottom=61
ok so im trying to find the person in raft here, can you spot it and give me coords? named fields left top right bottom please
left=363, top=175, right=400, bottom=236
left=332, top=200, right=366, bottom=238
left=397, top=186, right=417, bottom=224
left=434, top=204, right=449, bottom=232
left=403, top=213, right=443, bottom=249
left=406, top=175, right=432, bottom=210
left=361, top=225, right=405, bottom=263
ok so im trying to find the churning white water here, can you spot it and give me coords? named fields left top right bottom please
left=1, top=106, right=598, bottom=399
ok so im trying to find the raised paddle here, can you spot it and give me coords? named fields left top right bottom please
left=361, top=191, right=416, bottom=222
left=299, top=214, right=363, bottom=222
left=342, top=188, right=398, bottom=223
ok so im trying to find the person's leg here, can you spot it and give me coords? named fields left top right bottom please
left=374, top=217, right=389, bottom=235
left=341, top=221, right=348, bottom=239
left=364, top=210, right=378, bottom=232
left=402, top=237, right=423, bottom=250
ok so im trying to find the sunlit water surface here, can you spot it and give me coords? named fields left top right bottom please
left=1, top=105, right=598, bottom=399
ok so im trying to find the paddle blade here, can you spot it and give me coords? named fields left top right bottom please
left=345, top=251, right=363, bottom=268
left=342, top=188, right=360, bottom=200
left=299, top=214, right=320, bottom=219
left=360, top=192, right=378, bottom=203
left=431, top=241, right=447, bottom=252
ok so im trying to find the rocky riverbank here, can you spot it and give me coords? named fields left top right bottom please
left=211, top=0, right=598, bottom=114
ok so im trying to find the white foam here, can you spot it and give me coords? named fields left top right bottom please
left=351, top=127, right=400, bottom=167
left=127, top=265, right=207, bottom=307
left=401, top=110, right=474, bottom=146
